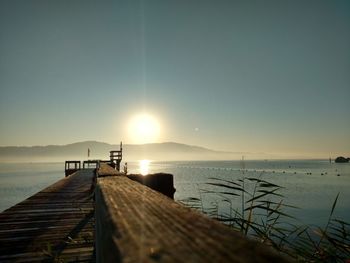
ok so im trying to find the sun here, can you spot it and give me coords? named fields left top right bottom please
left=127, top=113, right=161, bottom=144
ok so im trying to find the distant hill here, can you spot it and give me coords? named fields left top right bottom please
left=0, top=141, right=245, bottom=162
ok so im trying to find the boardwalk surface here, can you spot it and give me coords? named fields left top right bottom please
left=0, top=169, right=95, bottom=262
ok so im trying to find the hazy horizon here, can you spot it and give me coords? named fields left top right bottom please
left=1, top=1, right=349, bottom=158
left=0, top=140, right=347, bottom=162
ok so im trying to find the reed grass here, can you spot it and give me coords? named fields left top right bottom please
left=180, top=173, right=350, bottom=262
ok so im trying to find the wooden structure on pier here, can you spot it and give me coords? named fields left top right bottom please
left=65, top=160, right=81, bottom=177
left=109, top=141, right=123, bottom=171
left=83, top=160, right=100, bottom=169
left=0, top=169, right=95, bottom=262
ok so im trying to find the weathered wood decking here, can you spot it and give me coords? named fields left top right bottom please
left=95, top=164, right=289, bottom=263
left=0, top=169, right=95, bottom=262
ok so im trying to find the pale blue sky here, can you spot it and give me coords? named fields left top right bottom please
left=0, top=0, right=349, bottom=157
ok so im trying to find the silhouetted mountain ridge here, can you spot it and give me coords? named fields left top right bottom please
left=0, top=141, right=243, bottom=162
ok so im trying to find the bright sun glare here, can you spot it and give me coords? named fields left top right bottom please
left=128, top=113, right=160, bottom=144
left=139, top=159, right=150, bottom=176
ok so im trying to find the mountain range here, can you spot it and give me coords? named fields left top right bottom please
left=0, top=141, right=247, bottom=162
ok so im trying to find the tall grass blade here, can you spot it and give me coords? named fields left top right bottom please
left=208, top=177, right=242, bottom=187
left=206, top=182, right=244, bottom=192
left=246, top=189, right=283, bottom=203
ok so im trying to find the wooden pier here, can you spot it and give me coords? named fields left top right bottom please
left=0, top=149, right=290, bottom=262
left=0, top=169, right=95, bottom=262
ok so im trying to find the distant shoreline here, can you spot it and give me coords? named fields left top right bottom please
left=1, top=141, right=347, bottom=162
left=1, top=158, right=349, bottom=164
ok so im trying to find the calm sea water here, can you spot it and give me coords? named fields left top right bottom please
left=128, top=159, right=350, bottom=227
left=1, top=160, right=349, bottom=227
left=0, top=162, right=64, bottom=212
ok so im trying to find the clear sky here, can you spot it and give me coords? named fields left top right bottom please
left=0, top=0, right=349, bottom=158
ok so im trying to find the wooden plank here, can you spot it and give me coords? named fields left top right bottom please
left=95, top=176, right=291, bottom=263
left=0, top=169, right=96, bottom=262
left=98, top=163, right=124, bottom=177
left=98, top=163, right=176, bottom=198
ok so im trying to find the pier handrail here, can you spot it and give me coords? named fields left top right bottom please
left=65, top=160, right=81, bottom=177
left=95, top=165, right=290, bottom=263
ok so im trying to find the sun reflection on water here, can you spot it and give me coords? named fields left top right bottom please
left=139, top=160, right=150, bottom=176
